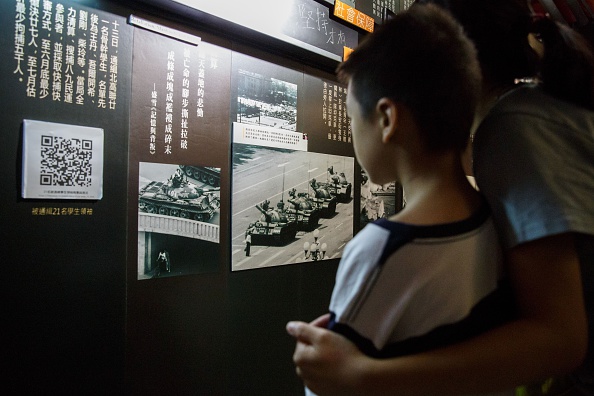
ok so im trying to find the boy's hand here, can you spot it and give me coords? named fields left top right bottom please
left=286, top=314, right=365, bottom=396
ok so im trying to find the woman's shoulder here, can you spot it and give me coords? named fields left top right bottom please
left=477, top=84, right=594, bottom=144
left=493, top=84, right=594, bottom=121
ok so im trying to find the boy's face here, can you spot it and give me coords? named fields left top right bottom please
left=346, top=82, right=386, bottom=185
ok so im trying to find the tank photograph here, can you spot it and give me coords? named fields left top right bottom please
left=231, top=144, right=354, bottom=271
left=360, top=169, right=403, bottom=229
left=137, top=162, right=221, bottom=280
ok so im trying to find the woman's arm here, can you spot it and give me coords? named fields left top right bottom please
left=287, top=233, right=588, bottom=396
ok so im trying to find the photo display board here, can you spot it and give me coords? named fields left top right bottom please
left=230, top=52, right=355, bottom=271
left=129, top=24, right=232, bottom=280
left=10, top=0, right=360, bottom=278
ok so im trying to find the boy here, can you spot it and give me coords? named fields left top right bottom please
left=297, top=4, right=514, bottom=395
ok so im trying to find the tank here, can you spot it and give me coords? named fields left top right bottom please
left=372, top=181, right=396, bottom=197
left=139, top=171, right=220, bottom=222
left=285, top=188, right=321, bottom=231
left=316, top=166, right=352, bottom=203
left=178, top=165, right=220, bottom=187
left=246, top=199, right=298, bottom=245
left=309, top=178, right=338, bottom=218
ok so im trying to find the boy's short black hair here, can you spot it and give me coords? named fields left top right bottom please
left=336, top=4, right=481, bottom=152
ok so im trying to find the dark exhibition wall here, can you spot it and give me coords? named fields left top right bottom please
left=4, top=0, right=593, bottom=395
left=1, top=0, right=394, bottom=394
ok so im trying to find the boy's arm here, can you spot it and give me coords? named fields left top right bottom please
left=287, top=233, right=588, bottom=396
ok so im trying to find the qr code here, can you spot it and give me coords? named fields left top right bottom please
left=40, top=135, right=93, bottom=187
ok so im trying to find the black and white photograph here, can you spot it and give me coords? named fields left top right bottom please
left=359, top=169, right=403, bottom=229
left=137, top=161, right=220, bottom=279
left=231, top=144, right=354, bottom=271
left=231, top=51, right=303, bottom=135
left=236, top=69, right=298, bottom=131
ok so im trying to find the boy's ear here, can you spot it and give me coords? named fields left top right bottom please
left=377, top=97, right=398, bottom=144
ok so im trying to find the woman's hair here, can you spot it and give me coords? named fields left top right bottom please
left=336, top=3, right=481, bottom=152
left=534, top=16, right=594, bottom=109
left=415, top=0, right=594, bottom=109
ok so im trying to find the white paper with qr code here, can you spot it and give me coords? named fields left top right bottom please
left=22, top=119, right=104, bottom=200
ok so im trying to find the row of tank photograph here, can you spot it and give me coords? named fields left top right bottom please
left=230, top=144, right=355, bottom=271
